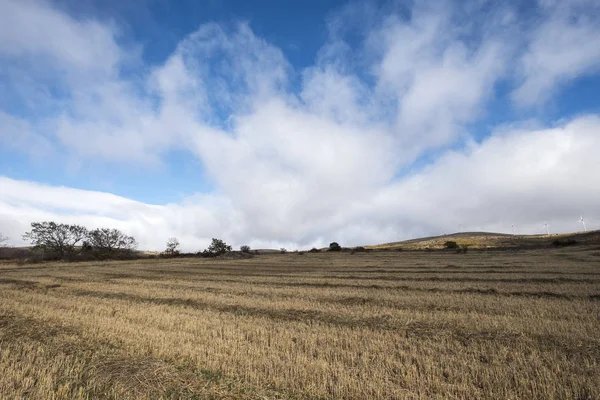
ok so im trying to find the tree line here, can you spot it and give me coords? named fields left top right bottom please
left=18, top=222, right=138, bottom=261
left=0, top=222, right=353, bottom=262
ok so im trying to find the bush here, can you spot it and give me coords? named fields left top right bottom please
left=240, top=245, right=251, bottom=253
left=458, top=244, right=469, bottom=254
left=203, top=238, right=232, bottom=257
left=309, top=248, right=320, bottom=253
left=444, top=241, right=459, bottom=249
left=280, top=248, right=287, bottom=254
left=354, top=246, right=367, bottom=252
left=0, top=247, right=30, bottom=260
left=329, top=242, right=342, bottom=252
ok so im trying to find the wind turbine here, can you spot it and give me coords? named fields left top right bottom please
left=544, top=223, right=550, bottom=236
left=511, top=224, right=515, bottom=236
left=580, top=216, right=587, bottom=232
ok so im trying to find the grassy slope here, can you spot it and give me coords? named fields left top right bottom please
left=367, top=229, right=600, bottom=250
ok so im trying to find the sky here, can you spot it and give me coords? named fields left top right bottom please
left=1, top=0, right=600, bottom=251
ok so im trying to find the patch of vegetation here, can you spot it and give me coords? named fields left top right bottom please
left=444, top=241, right=459, bottom=249
left=329, top=242, right=342, bottom=252
left=202, top=238, right=232, bottom=257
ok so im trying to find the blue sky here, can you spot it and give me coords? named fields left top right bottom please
left=1, top=0, right=600, bottom=250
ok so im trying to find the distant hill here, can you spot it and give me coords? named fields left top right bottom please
left=367, top=230, right=600, bottom=250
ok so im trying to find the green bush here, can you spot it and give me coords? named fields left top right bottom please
left=444, top=241, right=459, bottom=249
left=329, top=242, right=342, bottom=251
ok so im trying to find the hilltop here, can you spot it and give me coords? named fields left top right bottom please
left=367, top=230, right=600, bottom=250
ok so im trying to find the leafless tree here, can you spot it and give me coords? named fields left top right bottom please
left=87, top=228, right=138, bottom=259
left=164, top=237, right=180, bottom=256
left=22, top=222, right=87, bottom=259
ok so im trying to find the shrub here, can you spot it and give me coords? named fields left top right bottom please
left=329, top=242, right=342, bottom=252
left=444, top=241, right=459, bottom=249
left=309, top=248, right=320, bottom=253
left=458, top=244, right=469, bottom=254
left=354, top=246, right=367, bottom=252
left=240, top=245, right=251, bottom=253
left=202, top=238, right=232, bottom=257
left=0, top=247, right=29, bottom=260
left=280, top=248, right=287, bottom=254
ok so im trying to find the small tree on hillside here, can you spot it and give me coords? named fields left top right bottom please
left=240, top=245, right=251, bottom=253
left=329, top=242, right=342, bottom=251
left=22, top=222, right=88, bottom=259
left=206, top=238, right=232, bottom=256
left=87, top=228, right=138, bottom=259
left=164, top=237, right=180, bottom=256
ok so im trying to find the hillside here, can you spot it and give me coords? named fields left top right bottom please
left=367, top=229, right=600, bottom=250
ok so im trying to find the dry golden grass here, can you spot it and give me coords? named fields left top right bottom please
left=1, top=247, right=599, bottom=399
left=369, top=229, right=600, bottom=250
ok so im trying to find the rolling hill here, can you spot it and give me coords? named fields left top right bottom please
left=367, top=230, right=600, bottom=250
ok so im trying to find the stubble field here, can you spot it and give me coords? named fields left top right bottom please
left=1, top=248, right=599, bottom=399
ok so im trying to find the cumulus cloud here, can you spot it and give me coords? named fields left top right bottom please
left=0, top=0, right=599, bottom=250
left=513, top=0, right=600, bottom=106
left=1, top=116, right=598, bottom=250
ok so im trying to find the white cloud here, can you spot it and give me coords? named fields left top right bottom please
left=1, top=116, right=599, bottom=250
left=513, top=0, right=600, bottom=106
left=1, top=0, right=599, bottom=250
left=0, top=111, right=54, bottom=157
left=0, top=0, right=122, bottom=81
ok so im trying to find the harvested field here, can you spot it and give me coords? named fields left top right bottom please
left=1, top=247, right=599, bottom=399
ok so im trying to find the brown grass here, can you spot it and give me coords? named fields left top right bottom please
left=369, top=229, right=600, bottom=250
left=0, top=247, right=599, bottom=399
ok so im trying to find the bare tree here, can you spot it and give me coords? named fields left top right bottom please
left=87, top=228, right=138, bottom=259
left=164, top=237, right=180, bottom=256
left=0, top=233, right=8, bottom=247
left=22, top=222, right=88, bottom=259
